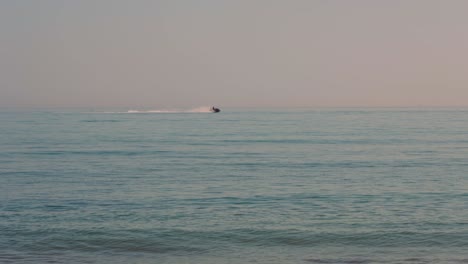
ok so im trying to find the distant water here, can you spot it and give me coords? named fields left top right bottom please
left=1, top=108, right=468, bottom=264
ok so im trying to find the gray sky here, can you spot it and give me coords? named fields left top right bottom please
left=1, top=0, right=468, bottom=108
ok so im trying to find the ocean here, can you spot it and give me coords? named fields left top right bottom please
left=1, top=107, right=468, bottom=263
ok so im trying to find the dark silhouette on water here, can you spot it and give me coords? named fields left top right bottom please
left=210, top=106, right=220, bottom=113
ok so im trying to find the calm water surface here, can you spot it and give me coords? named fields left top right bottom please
left=1, top=108, right=468, bottom=263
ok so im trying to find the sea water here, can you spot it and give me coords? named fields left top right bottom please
left=1, top=108, right=468, bottom=263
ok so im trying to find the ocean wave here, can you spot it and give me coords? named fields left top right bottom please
left=6, top=228, right=468, bottom=253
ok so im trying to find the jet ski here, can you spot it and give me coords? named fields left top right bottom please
left=210, top=106, right=220, bottom=113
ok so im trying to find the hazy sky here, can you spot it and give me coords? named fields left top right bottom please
left=1, top=0, right=468, bottom=108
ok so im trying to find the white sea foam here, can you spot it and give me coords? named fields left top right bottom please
left=90, top=106, right=215, bottom=114
left=123, top=106, right=213, bottom=113
left=187, top=106, right=213, bottom=113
